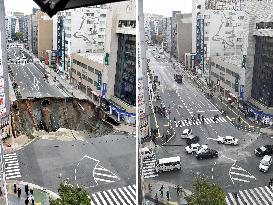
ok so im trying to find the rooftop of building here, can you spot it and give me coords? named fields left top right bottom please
left=75, top=52, right=104, bottom=64
left=213, top=55, right=242, bottom=67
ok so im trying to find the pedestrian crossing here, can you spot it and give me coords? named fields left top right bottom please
left=142, top=156, right=158, bottom=179
left=91, top=184, right=136, bottom=205
left=226, top=185, right=273, bottom=205
left=3, top=153, right=22, bottom=180
left=174, top=116, right=227, bottom=127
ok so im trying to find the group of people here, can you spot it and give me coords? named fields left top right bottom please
left=174, top=113, right=205, bottom=125
left=14, top=183, right=35, bottom=205
left=148, top=184, right=184, bottom=204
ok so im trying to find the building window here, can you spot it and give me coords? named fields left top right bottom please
left=94, top=81, right=97, bottom=87
left=77, top=71, right=81, bottom=76
left=88, top=66, right=94, bottom=73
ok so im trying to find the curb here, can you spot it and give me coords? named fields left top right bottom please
left=8, top=180, right=59, bottom=200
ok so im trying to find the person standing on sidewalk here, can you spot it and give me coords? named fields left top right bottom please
left=166, top=190, right=170, bottom=201
left=17, top=187, right=21, bottom=198
left=25, top=184, right=29, bottom=195
left=14, top=183, right=17, bottom=193
left=25, top=197, right=29, bottom=205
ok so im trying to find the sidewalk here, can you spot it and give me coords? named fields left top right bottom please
left=143, top=179, right=191, bottom=205
left=7, top=180, right=59, bottom=205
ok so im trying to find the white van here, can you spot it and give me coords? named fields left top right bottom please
left=155, top=156, right=181, bottom=173
left=141, top=147, right=154, bottom=159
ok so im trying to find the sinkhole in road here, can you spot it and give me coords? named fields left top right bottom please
left=11, top=98, right=113, bottom=140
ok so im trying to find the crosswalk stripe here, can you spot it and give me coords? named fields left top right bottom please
left=3, top=153, right=17, bottom=157
left=113, top=189, right=127, bottom=204
left=243, top=189, right=256, bottom=205
left=254, top=188, right=269, bottom=205
left=97, top=192, right=107, bottom=205
left=225, top=196, right=232, bottom=205
left=94, top=178, right=116, bottom=183
left=92, top=194, right=101, bottom=205
left=5, top=169, right=20, bottom=173
left=250, top=189, right=263, bottom=204
left=103, top=191, right=114, bottom=205
left=108, top=190, right=120, bottom=205
left=239, top=190, right=250, bottom=205
left=228, top=193, right=237, bottom=204
left=5, top=166, right=19, bottom=170
left=259, top=187, right=273, bottom=204
left=123, top=186, right=135, bottom=203
left=6, top=175, right=22, bottom=179
left=144, top=174, right=159, bottom=178
left=128, top=186, right=136, bottom=197
left=231, top=178, right=250, bottom=183
left=118, top=188, right=133, bottom=205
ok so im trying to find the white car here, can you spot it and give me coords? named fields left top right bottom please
left=217, top=136, right=238, bottom=145
left=182, top=129, right=192, bottom=138
left=185, top=143, right=200, bottom=154
left=259, top=155, right=272, bottom=173
left=196, top=145, right=209, bottom=154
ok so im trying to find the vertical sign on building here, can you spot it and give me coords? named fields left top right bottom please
left=102, top=83, right=107, bottom=98
left=97, top=72, right=102, bottom=90
left=240, top=85, right=244, bottom=100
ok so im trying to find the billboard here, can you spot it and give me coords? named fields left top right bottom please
left=0, top=92, right=5, bottom=109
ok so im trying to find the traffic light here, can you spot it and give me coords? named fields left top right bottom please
left=235, top=77, right=239, bottom=92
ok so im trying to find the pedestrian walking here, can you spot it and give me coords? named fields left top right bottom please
left=155, top=193, right=158, bottom=204
left=176, top=185, right=180, bottom=195
left=25, top=184, right=29, bottom=195
left=31, top=198, right=35, bottom=205
left=178, top=120, right=182, bottom=127
left=186, top=118, right=189, bottom=123
left=30, top=189, right=33, bottom=195
left=25, top=198, right=29, bottom=205
left=174, top=117, right=176, bottom=122
left=17, top=187, right=21, bottom=198
left=166, top=190, right=170, bottom=201
left=160, top=185, right=164, bottom=197
left=14, top=183, right=17, bottom=194
left=148, top=184, right=152, bottom=192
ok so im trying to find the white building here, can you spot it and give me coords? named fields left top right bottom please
left=144, top=13, right=163, bottom=43
left=55, top=6, right=107, bottom=78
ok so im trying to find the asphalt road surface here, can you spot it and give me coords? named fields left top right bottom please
left=8, top=48, right=68, bottom=98
left=4, top=134, right=136, bottom=204
left=143, top=46, right=273, bottom=204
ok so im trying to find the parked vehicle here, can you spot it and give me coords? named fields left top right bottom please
left=259, top=155, right=272, bottom=172
left=196, top=149, right=218, bottom=160
left=217, top=136, right=238, bottom=145
left=155, top=156, right=181, bottom=173
left=141, top=147, right=154, bottom=159
left=255, top=145, right=273, bottom=157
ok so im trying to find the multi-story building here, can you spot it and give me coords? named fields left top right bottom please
left=144, top=13, right=163, bottom=43
left=55, top=6, right=107, bottom=79
left=176, top=13, right=192, bottom=64
left=71, top=53, right=104, bottom=104
left=36, top=11, right=53, bottom=59
left=162, top=17, right=172, bottom=52
left=103, top=0, right=136, bottom=124
left=5, top=15, right=18, bottom=41
left=170, top=11, right=181, bottom=59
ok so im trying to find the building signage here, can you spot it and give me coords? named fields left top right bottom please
left=97, top=72, right=102, bottom=90
left=102, top=83, right=107, bottom=98
left=240, top=85, right=244, bottom=100
left=138, top=91, right=145, bottom=106
left=242, top=55, right=246, bottom=69
left=0, top=92, right=5, bottom=109
left=104, top=53, right=109, bottom=66
left=0, top=108, right=6, bottom=119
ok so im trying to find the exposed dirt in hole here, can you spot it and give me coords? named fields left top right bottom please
left=11, top=97, right=113, bottom=140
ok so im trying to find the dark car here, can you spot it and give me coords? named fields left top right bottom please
left=255, top=145, right=273, bottom=157
left=196, top=149, right=218, bottom=160
left=186, top=135, right=199, bottom=145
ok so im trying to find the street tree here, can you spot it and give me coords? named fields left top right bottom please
left=50, top=183, right=91, bottom=205
left=15, top=32, right=24, bottom=42
left=185, top=177, right=226, bottom=205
